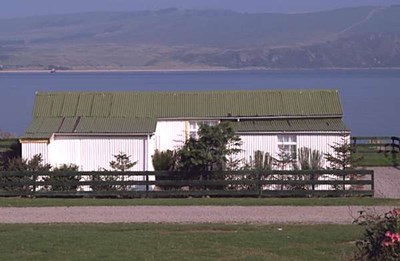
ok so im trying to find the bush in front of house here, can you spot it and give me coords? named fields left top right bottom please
left=43, top=164, right=80, bottom=192
left=152, top=149, right=178, bottom=171
left=0, top=154, right=51, bottom=192
left=353, top=208, right=400, bottom=260
left=152, top=149, right=182, bottom=190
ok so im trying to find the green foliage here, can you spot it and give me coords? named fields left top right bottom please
left=354, top=208, right=400, bottom=260
left=325, top=134, right=362, bottom=170
left=91, top=171, right=120, bottom=193
left=42, top=164, right=80, bottom=192
left=177, top=122, right=242, bottom=173
left=152, top=150, right=177, bottom=171
left=7, top=154, right=52, bottom=172
left=0, top=139, right=21, bottom=171
left=152, top=150, right=181, bottom=190
left=297, top=147, right=323, bottom=170
left=92, top=152, right=137, bottom=192
left=0, top=154, right=51, bottom=192
left=254, top=150, right=273, bottom=171
left=274, top=147, right=296, bottom=170
left=226, top=151, right=274, bottom=191
left=109, top=152, right=137, bottom=172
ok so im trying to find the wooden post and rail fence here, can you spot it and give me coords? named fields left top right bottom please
left=0, top=169, right=374, bottom=198
left=352, top=136, right=400, bottom=154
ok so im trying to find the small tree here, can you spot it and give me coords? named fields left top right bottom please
left=324, top=134, right=362, bottom=170
left=177, top=122, right=242, bottom=174
left=274, top=147, right=296, bottom=170
left=110, top=152, right=137, bottom=172
left=325, top=134, right=363, bottom=190
left=91, top=152, right=137, bottom=193
left=110, top=152, right=137, bottom=191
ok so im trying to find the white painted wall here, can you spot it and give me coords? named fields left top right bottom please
left=21, top=142, right=49, bottom=164
left=297, top=133, right=345, bottom=167
left=47, top=135, right=147, bottom=171
left=236, top=135, right=277, bottom=166
left=21, top=126, right=348, bottom=172
left=236, top=132, right=347, bottom=169
left=154, top=120, right=186, bottom=152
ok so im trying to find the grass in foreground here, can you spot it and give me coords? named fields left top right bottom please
left=0, top=197, right=399, bottom=207
left=0, top=224, right=363, bottom=260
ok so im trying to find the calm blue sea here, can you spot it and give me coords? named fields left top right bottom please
left=0, top=69, right=399, bottom=136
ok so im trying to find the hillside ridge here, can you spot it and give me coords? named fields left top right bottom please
left=0, top=6, right=399, bottom=70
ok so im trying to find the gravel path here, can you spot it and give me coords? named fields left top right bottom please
left=372, top=167, right=400, bottom=198
left=0, top=206, right=397, bottom=224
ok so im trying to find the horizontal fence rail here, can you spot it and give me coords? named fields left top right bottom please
left=0, top=170, right=374, bottom=198
left=352, top=136, right=400, bottom=153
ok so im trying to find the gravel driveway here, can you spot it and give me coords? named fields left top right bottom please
left=0, top=206, right=397, bottom=224
left=372, top=167, right=400, bottom=198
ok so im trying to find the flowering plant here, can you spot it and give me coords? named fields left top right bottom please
left=354, top=208, right=400, bottom=260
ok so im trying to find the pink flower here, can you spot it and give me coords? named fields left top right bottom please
left=384, top=231, right=400, bottom=245
left=390, top=209, right=400, bottom=216
left=383, top=241, right=394, bottom=247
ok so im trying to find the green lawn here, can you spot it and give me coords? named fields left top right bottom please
left=0, top=224, right=364, bottom=260
left=0, top=197, right=399, bottom=207
left=354, top=147, right=398, bottom=167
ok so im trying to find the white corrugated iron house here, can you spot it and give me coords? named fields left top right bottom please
left=21, top=90, right=349, bottom=171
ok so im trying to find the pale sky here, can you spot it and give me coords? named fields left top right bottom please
left=1, top=0, right=400, bottom=18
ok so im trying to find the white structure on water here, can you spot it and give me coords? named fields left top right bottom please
left=21, top=90, right=349, bottom=171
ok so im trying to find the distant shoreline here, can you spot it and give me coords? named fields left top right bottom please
left=1, top=67, right=400, bottom=74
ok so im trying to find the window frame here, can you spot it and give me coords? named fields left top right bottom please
left=188, top=120, right=218, bottom=139
left=277, top=135, right=297, bottom=160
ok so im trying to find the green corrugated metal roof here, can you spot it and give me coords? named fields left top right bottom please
left=75, top=117, right=157, bottom=133
left=24, top=90, right=346, bottom=139
left=32, top=90, right=343, bottom=118
left=21, top=133, right=53, bottom=139
left=23, top=117, right=157, bottom=138
left=231, top=118, right=349, bottom=132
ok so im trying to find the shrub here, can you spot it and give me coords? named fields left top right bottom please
left=152, top=150, right=181, bottom=190
left=91, top=170, right=120, bottom=192
left=0, top=154, right=51, bottom=192
left=354, top=208, right=400, bottom=260
left=43, top=164, right=80, bottom=192
left=152, top=150, right=177, bottom=171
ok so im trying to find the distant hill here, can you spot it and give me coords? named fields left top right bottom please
left=0, top=6, right=399, bottom=70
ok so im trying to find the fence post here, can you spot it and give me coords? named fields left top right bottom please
left=371, top=171, right=375, bottom=192
left=391, top=137, right=396, bottom=153
left=258, top=171, right=262, bottom=198
left=352, top=137, right=357, bottom=153
left=342, top=171, right=346, bottom=191
left=32, top=172, right=37, bottom=198
left=145, top=173, right=149, bottom=198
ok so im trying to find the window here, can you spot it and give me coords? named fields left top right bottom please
left=277, top=135, right=297, bottom=159
left=188, top=121, right=218, bottom=139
